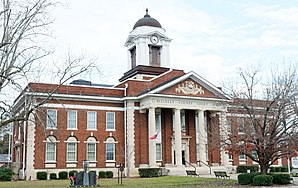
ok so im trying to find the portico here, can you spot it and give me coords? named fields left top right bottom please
left=140, top=95, right=228, bottom=168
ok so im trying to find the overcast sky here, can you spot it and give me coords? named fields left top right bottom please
left=49, top=0, right=298, bottom=87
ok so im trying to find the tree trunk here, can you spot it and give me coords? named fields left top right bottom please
left=260, top=163, right=268, bottom=174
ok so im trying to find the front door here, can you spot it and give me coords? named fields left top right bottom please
left=182, top=150, right=186, bottom=165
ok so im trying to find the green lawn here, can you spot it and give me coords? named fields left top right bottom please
left=0, top=176, right=238, bottom=188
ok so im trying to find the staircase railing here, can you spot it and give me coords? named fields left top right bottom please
left=198, top=160, right=212, bottom=175
left=185, top=160, right=196, bottom=172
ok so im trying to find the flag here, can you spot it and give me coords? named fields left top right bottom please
left=149, top=132, right=159, bottom=140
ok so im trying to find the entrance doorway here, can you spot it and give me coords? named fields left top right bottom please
left=173, top=150, right=186, bottom=165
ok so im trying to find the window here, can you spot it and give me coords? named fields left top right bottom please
left=66, top=136, right=78, bottom=162
left=238, top=118, right=245, bottom=134
left=239, top=154, right=246, bottom=160
left=106, top=143, right=115, bottom=161
left=67, top=143, right=77, bottom=161
left=156, top=143, right=162, bottom=161
left=46, top=109, right=57, bottom=129
left=45, top=136, right=57, bottom=162
left=87, top=143, right=96, bottom=161
left=181, top=110, right=186, bottom=133
left=130, top=47, right=136, bottom=68
left=149, top=45, right=160, bottom=66
left=68, top=110, right=77, bottom=129
left=104, top=137, right=117, bottom=161
left=252, top=150, right=258, bottom=160
left=87, top=111, right=97, bottom=130
left=227, top=119, right=231, bottom=134
left=106, top=112, right=115, bottom=130
left=228, top=153, right=233, bottom=160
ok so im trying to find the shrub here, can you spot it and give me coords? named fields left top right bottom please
left=236, top=165, right=259, bottom=173
left=269, top=166, right=275, bottom=173
left=69, top=170, right=78, bottom=177
left=138, top=168, right=161, bottom=178
left=238, top=173, right=260, bottom=185
left=58, top=171, right=68, bottom=179
left=0, top=167, right=15, bottom=181
left=98, top=171, right=106, bottom=178
left=253, top=175, right=273, bottom=186
left=271, top=173, right=291, bottom=184
left=37, top=171, right=47, bottom=180
left=281, top=166, right=288, bottom=172
left=50, top=173, right=57, bottom=180
left=106, top=171, right=113, bottom=178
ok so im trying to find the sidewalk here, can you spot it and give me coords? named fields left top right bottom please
left=199, top=174, right=298, bottom=187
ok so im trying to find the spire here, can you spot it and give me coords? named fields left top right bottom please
left=145, top=8, right=150, bottom=17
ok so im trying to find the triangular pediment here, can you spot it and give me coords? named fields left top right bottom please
left=146, top=72, right=230, bottom=100
left=125, top=31, right=171, bottom=46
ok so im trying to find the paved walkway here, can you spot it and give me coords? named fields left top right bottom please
left=199, top=174, right=298, bottom=187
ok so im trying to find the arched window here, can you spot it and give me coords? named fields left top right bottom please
left=45, top=136, right=58, bottom=162
left=65, top=136, right=79, bottom=162
left=104, top=137, right=118, bottom=161
left=85, top=137, right=98, bottom=162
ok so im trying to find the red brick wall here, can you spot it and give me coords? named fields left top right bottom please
left=186, top=110, right=197, bottom=163
left=207, top=113, right=221, bottom=165
left=33, top=104, right=125, bottom=169
left=161, top=109, right=173, bottom=164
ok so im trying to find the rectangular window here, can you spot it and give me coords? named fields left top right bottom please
left=228, top=154, right=233, bottom=160
left=67, top=143, right=77, bottom=161
left=87, top=111, right=97, bottom=130
left=87, top=143, right=96, bottom=161
left=238, top=118, right=245, bottom=134
left=46, top=142, right=56, bottom=161
left=149, top=45, right=160, bottom=66
left=239, top=154, right=246, bottom=160
left=46, top=109, right=57, bottom=129
left=181, top=110, right=186, bottom=132
left=68, top=110, right=77, bottom=129
left=227, top=119, right=232, bottom=134
left=106, top=112, right=115, bottom=130
left=106, top=143, right=115, bottom=161
left=130, top=47, right=136, bottom=68
left=156, top=143, right=162, bottom=161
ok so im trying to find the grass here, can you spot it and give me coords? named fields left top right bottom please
left=0, top=176, right=238, bottom=188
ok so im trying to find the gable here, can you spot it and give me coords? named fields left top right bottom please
left=159, top=78, right=219, bottom=98
left=145, top=72, right=230, bottom=100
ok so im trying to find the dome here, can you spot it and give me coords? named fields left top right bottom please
left=133, top=9, right=162, bottom=29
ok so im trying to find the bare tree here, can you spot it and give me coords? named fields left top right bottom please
left=223, top=65, right=298, bottom=174
left=0, top=0, right=95, bottom=129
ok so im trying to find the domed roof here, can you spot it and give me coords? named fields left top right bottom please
left=133, top=9, right=162, bottom=29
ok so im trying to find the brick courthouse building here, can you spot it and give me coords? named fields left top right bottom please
left=10, top=10, right=286, bottom=180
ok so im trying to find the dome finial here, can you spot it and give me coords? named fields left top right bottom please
left=146, top=8, right=148, bottom=15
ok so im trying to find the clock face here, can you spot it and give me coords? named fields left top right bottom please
left=150, top=35, right=159, bottom=44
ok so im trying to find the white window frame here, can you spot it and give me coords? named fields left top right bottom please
left=46, top=109, right=57, bottom=129
left=239, top=154, right=246, bottom=160
left=156, top=143, right=162, bottom=161
left=86, top=143, right=96, bottom=161
left=66, top=142, right=77, bottom=162
left=238, top=118, right=245, bottom=134
left=227, top=118, right=232, bottom=134
left=45, top=142, right=56, bottom=162
left=67, top=110, right=77, bottom=130
left=104, top=137, right=118, bottom=162
left=106, top=112, right=115, bottom=131
left=106, top=143, right=115, bottom=161
left=87, top=111, right=97, bottom=130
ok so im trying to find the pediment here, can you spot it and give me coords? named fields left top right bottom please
left=146, top=72, right=229, bottom=100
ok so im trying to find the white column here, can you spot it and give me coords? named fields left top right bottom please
left=174, top=108, right=182, bottom=166
left=26, top=113, right=36, bottom=180
left=148, top=107, right=156, bottom=167
left=219, top=112, right=230, bottom=166
left=126, top=101, right=136, bottom=173
left=198, top=110, right=207, bottom=164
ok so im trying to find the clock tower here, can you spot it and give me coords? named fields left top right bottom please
left=124, top=9, right=172, bottom=70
